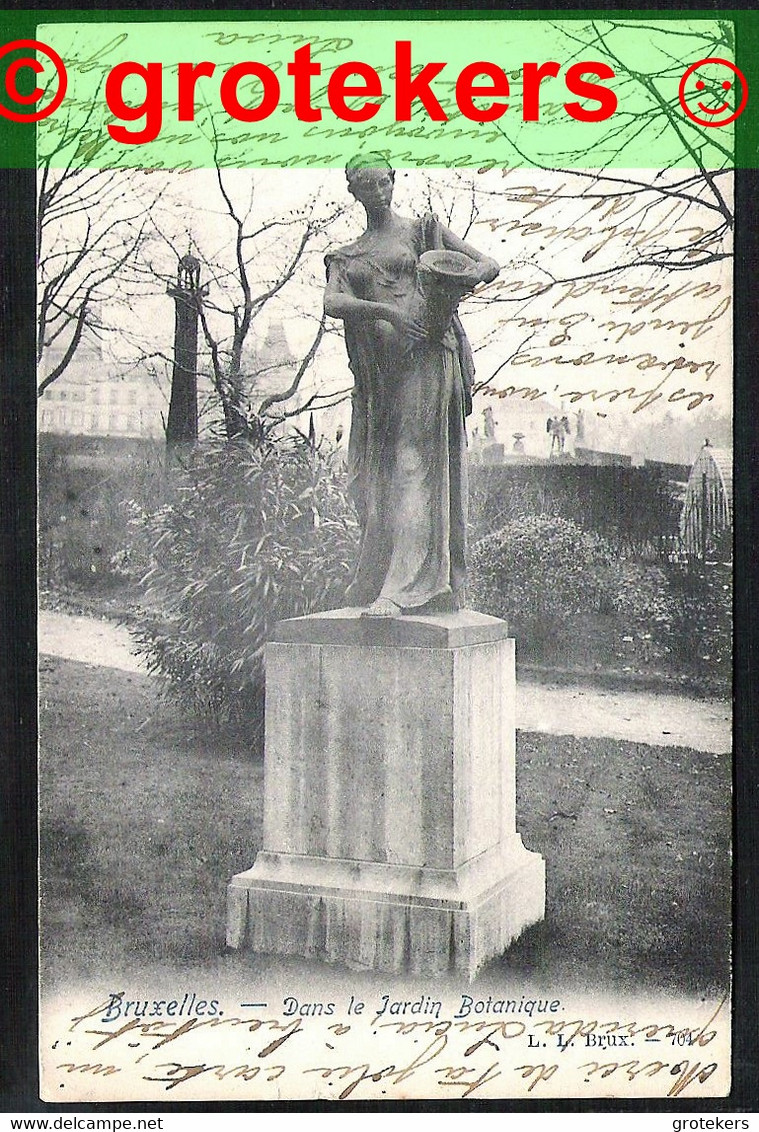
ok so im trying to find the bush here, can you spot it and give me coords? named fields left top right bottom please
left=469, top=514, right=617, bottom=653
left=469, top=515, right=731, bottom=686
left=609, top=560, right=679, bottom=668
left=666, top=555, right=732, bottom=688
left=130, top=435, right=358, bottom=742
left=38, top=435, right=165, bottom=595
left=468, top=464, right=682, bottom=561
left=612, top=561, right=672, bottom=625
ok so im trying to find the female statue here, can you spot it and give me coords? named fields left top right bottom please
left=324, top=158, right=500, bottom=617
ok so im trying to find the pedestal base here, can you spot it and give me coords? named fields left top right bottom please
left=227, top=607, right=545, bottom=979
left=228, top=841, right=545, bottom=979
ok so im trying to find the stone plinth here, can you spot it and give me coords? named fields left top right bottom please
left=227, top=607, right=545, bottom=978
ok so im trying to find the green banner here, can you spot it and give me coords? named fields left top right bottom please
left=0, top=11, right=754, bottom=168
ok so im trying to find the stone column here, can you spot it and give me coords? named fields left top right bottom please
left=166, top=254, right=203, bottom=451
left=227, top=607, right=545, bottom=979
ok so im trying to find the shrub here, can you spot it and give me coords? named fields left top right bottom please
left=469, top=514, right=617, bottom=653
left=129, top=435, right=359, bottom=741
left=612, top=561, right=672, bottom=624
left=666, top=554, right=732, bottom=688
left=469, top=464, right=682, bottom=561
left=469, top=515, right=731, bottom=685
left=609, top=560, right=679, bottom=667
left=38, top=435, right=165, bottom=594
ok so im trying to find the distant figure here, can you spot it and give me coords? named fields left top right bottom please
left=469, top=425, right=483, bottom=466
left=547, top=415, right=570, bottom=456
left=483, top=406, right=496, bottom=440
left=330, top=424, right=348, bottom=471
left=575, top=409, right=585, bottom=445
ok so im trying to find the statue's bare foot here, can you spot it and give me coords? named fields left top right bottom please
left=362, top=597, right=402, bottom=618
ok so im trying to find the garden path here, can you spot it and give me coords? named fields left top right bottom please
left=38, top=609, right=731, bottom=754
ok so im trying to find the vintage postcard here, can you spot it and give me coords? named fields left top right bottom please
left=30, top=12, right=738, bottom=1104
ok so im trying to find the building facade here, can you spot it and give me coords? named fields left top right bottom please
left=38, top=336, right=166, bottom=439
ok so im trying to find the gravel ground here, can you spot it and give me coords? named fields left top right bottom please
left=38, top=609, right=731, bottom=754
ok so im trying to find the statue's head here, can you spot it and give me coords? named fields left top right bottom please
left=345, top=154, right=395, bottom=209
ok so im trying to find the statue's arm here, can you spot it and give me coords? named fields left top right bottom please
left=440, top=226, right=500, bottom=284
left=324, top=263, right=427, bottom=341
left=324, top=273, right=394, bottom=325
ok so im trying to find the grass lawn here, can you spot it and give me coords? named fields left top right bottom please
left=38, top=656, right=731, bottom=999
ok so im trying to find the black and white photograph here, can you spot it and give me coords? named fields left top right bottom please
left=25, top=13, right=743, bottom=1103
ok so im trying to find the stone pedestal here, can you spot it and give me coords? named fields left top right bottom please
left=227, top=607, right=545, bottom=979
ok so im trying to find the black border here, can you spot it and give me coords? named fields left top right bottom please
left=2, top=0, right=757, bottom=1114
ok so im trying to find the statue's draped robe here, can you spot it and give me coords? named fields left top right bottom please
left=326, top=215, right=475, bottom=610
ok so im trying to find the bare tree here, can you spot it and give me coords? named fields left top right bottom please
left=36, top=117, right=164, bottom=398
left=447, top=19, right=736, bottom=401
left=495, top=19, right=733, bottom=258
left=145, top=166, right=345, bottom=442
